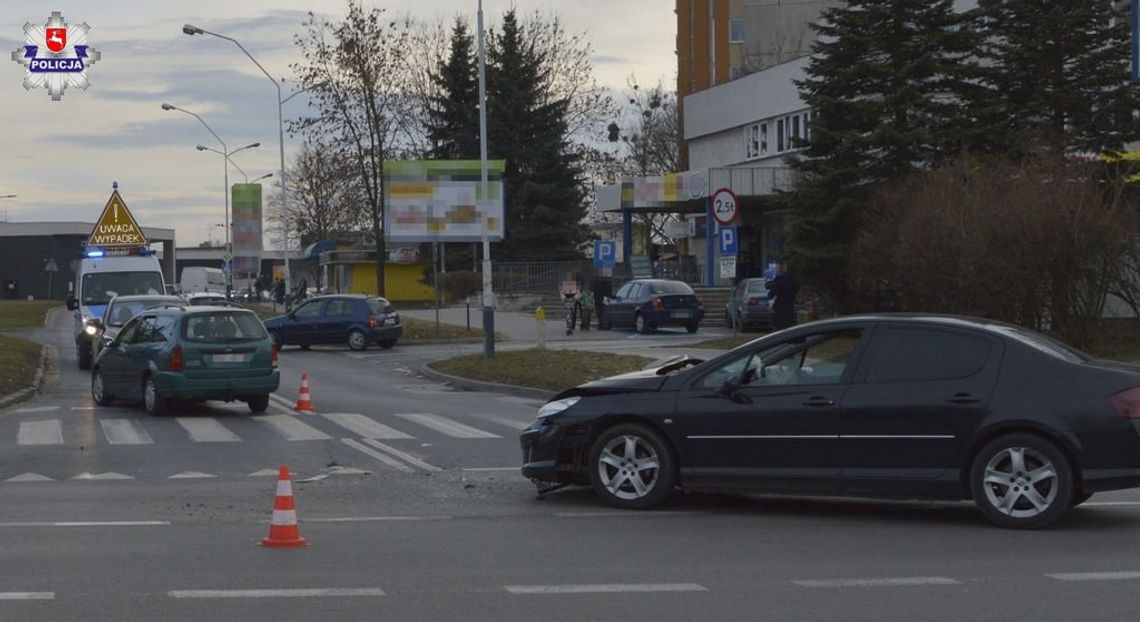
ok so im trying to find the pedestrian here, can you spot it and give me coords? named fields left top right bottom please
left=766, top=261, right=799, bottom=331
left=560, top=279, right=579, bottom=336
left=579, top=286, right=594, bottom=331
left=273, top=278, right=286, bottom=311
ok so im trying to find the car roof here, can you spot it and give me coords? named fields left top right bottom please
left=796, top=313, right=1036, bottom=336
left=109, top=295, right=184, bottom=303
left=310, top=294, right=386, bottom=301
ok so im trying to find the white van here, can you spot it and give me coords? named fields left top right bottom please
left=67, top=250, right=165, bottom=369
left=180, top=267, right=226, bottom=295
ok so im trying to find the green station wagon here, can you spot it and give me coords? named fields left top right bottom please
left=91, top=306, right=280, bottom=415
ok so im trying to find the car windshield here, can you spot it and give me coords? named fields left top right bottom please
left=82, top=272, right=165, bottom=305
left=182, top=311, right=268, bottom=343
left=646, top=281, right=693, bottom=295
left=366, top=298, right=394, bottom=314
left=106, top=298, right=178, bottom=327
left=745, top=281, right=767, bottom=294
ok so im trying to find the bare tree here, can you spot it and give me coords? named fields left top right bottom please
left=269, top=137, right=366, bottom=248
left=290, top=2, right=418, bottom=296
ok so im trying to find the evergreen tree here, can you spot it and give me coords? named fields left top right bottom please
left=486, top=9, right=589, bottom=261
left=425, top=18, right=480, bottom=160
left=975, top=0, right=1138, bottom=155
left=785, top=0, right=976, bottom=307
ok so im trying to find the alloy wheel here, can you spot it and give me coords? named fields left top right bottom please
left=981, top=446, right=1058, bottom=519
left=92, top=372, right=107, bottom=405
left=144, top=378, right=157, bottom=412
left=348, top=329, right=367, bottom=351
left=597, top=435, right=661, bottom=501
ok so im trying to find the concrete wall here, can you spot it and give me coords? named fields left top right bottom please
left=0, top=235, right=85, bottom=300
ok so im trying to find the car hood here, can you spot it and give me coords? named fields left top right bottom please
left=262, top=315, right=290, bottom=328
left=565, top=355, right=704, bottom=397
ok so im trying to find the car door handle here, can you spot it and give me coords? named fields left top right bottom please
left=946, top=392, right=981, bottom=404
left=801, top=396, right=835, bottom=407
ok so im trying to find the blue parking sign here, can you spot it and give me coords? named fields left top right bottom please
left=719, top=226, right=738, bottom=255
left=594, top=240, right=616, bottom=268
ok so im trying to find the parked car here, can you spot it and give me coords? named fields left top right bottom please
left=91, top=306, right=279, bottom=415
left=725, top=278, right=773, bottom=331
left=520, top=314, right=1140, bottom=529
left=262, top=294, right=402, bottom=351
left=184, top=292, right=228, bottom=306
left=599, top=279, right=705, bottom=334
left=95, top=294, right=185, bottom=357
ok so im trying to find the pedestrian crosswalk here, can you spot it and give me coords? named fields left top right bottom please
left=8, top=410, right=525, bottom=448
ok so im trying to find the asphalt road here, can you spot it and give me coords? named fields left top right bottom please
left=2, top=311, right=1140, bottom=620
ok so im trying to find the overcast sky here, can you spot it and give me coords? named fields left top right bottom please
left=0, top=1, right=674, bottom=246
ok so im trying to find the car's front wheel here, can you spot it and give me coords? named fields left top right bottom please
left=142, top=375, right=168, bottom=416
left=635, top=313, right=649, bottom=335
left=91, top=369, right=113, bottom=406
left=587, top=423, right=676, bottom=510
left=347, top=329, right=368, bottom=351
left=247, top=395, right=270, bottom=414
left=970, top=433, right=1073, bottom=529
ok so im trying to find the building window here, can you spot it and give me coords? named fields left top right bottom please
left=776, top=118, right=785, bottom=152
left=744, top=122, right=768, bottom=160
left=730, top=19, right=746, bottom=44
left=792, top=115, right=801, bottom=141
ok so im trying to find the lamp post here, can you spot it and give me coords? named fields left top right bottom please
left=0, top=194, right=15, bottom=222
left=195, top=142, right=259, bottom=295
left=183, top=23, right=294, bottom=290
left=477, top=0, right=495, bottom=358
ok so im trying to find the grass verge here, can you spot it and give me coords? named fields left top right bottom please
left=430, top=348, right=654, bottom=393
left=0, top=300, right=60, bottom=330
left=0, top=335, right=43, bottom=396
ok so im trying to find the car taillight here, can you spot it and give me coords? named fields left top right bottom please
left=369, top=316, right=380, bottom=329
left=1110, top=387, right=1140, bottom=419
left=747, top=296, right=760, bottom=306
left=652, top=297, right=663, bottom=309
left=169, top=344, right=184, bottom=372
left=696, top=295, right=704, bottom=308
left=271, top=345, right=278, bottom=369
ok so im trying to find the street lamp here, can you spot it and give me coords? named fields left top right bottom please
left=194, top=142, right=259, bottom=293
left=0, top=194, right=16, bottom=222
left=183, top=23, right=293, bottom=289
left=477, top=0, right=496, bottom=358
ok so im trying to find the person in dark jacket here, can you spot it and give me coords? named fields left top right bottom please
left=273, top=278, right=286, bottom=311
left=766, top=262, right=799, bottom=330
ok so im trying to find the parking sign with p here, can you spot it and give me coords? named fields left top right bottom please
left=594, top=240, right=616, bottom=268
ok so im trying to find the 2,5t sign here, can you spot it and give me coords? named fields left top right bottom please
left=711, top=187, right=738, bottom=226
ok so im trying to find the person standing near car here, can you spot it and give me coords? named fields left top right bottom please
left=767, top=261, right=799, bottom=330
left=273, top=278, right=286, bottom=311
left=579, top=287, right=594, bottom=331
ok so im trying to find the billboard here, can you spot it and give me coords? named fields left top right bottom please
left=383, top=160, right=505, bottom=243
left=231, top=183, right=263, bottom=276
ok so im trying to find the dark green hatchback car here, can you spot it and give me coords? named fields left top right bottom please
left=91, top=306, right=280, bottom=415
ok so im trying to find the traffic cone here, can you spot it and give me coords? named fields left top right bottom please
left=260, top=465, right=308, bottom=548
left=294, top=373, right=314, bottom=413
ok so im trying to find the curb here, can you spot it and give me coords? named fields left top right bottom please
left=417, top=364, right=552, bottom=401
left=0, top=343, right=52, bottom=410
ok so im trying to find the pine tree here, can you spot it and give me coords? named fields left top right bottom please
left=425, top=18, right=480, bottom=160
left=785, top=0, right=976, bottom=308
left=486, top=9, right=589, bottom=261
left=975, top=0, right=1139, bottom=155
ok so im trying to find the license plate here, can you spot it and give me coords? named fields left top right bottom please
left=211, top=353, right=245, bottom=363
left=672, top=310, right=691, bottom=318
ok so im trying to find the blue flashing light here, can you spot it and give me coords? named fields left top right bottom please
left=85, top=250, right=105, bottom=258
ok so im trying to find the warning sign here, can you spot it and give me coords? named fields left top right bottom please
left=87, top=190, right=147, bottom=247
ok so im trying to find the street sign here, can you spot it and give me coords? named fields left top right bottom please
left=593, top=240, right=616, bottom=268
left=711, top=187, right=738, bottom=226
left=719, top=226, right=738, bottom=255
left=720, top=256, right=737, bottom=279
left=87, top=190, right=147, bottom=247
left=630, top=255, right=653, bottom=279
left=43, top=257, right=58, bottom=272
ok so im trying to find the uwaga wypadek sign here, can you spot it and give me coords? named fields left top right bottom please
left=88, top=190, right=147, bottom=247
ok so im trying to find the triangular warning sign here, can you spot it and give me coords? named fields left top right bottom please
left=87, top=190, right=148, bottom=247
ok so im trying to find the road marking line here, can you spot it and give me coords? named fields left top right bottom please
left=1047, top=571, right=1140, bottom=582
left=18, top=420, right=63, bottom=445
left=269, top=393, right=296, bottom=410
left=481, top=416, right=530, bottom=431
left=255, top=415, right=331, bottom=441
left=305, top=515, right=453, bottom=523
left=175, top=417, right=241, bottom=442
left=168, top=471, right=217, bottom=479
left=341, top=439, right=414, bottom=473
left=554, top=511, right=703, bottom=518
left=360, top=438, right=442, bottom=472
left=505, top=583, right=708, bottom=595
left=395, top=413, right=500, bottom=439
left=71, top=472, right=133, bottom=480
left=1083, top=501, right=1140, bottom=507
left=249, top=468, right=279, bottom=477
left=793, top=577, right=960, bottom=588
left=99, top=418, right=154, bottom=445
left=169, top=588, right=386, bottom=599
left=0, top=521, right=169, bottom=527
left=70, top=406, right=95, bottom=411
left=495, top=396, right=543, bottom=406
left=13, top=406, right=60, bottom=413
left=0, top=592, right=54, bottom=600
left=321, top=413, right=412, bottom=439
left=462, top=467, right=519, bottom=472
left=5, top=473, right=54, bottom=482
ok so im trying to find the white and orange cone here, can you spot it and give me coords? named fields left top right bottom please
left=294, top=373, right=314, bottom=413
left=260, top=465, right=308, bottom=548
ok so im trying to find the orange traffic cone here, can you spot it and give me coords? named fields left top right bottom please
left=294, top=373, right=314, bottom=413
left=260, top=465, right=308, bottom=548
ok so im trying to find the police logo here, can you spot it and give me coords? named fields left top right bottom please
left=10, top=11, right=101, bottom=101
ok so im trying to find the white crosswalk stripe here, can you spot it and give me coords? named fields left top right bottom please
left=99, top=418, right=154, bottom=445
left=175, top=417, right=242, bottom=442
left=321, top=413, right=412, bottom=439
left=395, top=413, right=501, bottom=439
left=18, top=420, right=63, bottom=445
left=254, top=415, right=331, bottom=441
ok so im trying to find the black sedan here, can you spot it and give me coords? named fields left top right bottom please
left=263, top=294, right=402, bottom=351
left=599, top=279, right=705, bottom=334
left=520, top=315, right=1140, bottom=529
left=725, top=277, right=773, bottom=331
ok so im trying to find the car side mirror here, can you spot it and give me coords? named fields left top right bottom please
left=67, top=297, right=78, bottom=311
left=287, top=312, right=297, bottom=320
left=719, top=376, right=741, bottom=397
